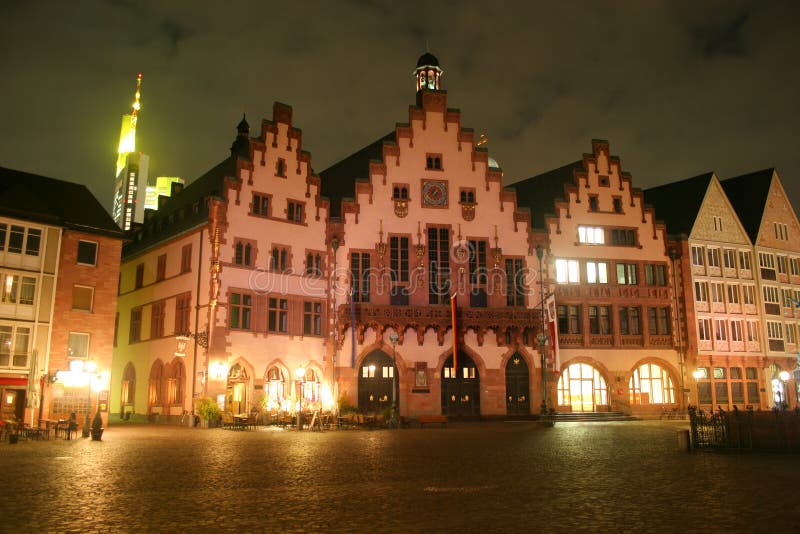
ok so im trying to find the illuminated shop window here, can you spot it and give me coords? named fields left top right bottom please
left=629, top=362, right=675, bottom=405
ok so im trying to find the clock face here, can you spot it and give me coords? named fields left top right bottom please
left=422, top=180, right=448, bottom=207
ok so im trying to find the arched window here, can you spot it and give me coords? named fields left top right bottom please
left=166, top=359, right=185, bottom=405
left=629, top=362, right=675, bottom=405
left=148, top=360, right=163, bottom=409
left=265, top=367, right=287, bottom=411
left=121, top=362, right=136, bottom=411
left=302, top=369, right=320, bottom=404
left=557, top=363, right=608, bottom=412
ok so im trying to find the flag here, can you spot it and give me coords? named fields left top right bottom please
left=545, top=294, right=559, bottom=372
left=451, top=293, right=458, bottom=375
left=350, top=284, right=357, bottom=368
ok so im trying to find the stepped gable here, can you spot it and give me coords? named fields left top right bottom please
left=319, top=132, right=397, bottom=218
left=643, top=172, right=714, bottom=237
left=509, top=160, right=585, bottom=231
left=0, top=166, right=123, bottom=237
left=720, top=168, right=775, bottom=243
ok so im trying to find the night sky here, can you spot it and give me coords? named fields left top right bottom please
left=2, top=1, right=799, bottom=217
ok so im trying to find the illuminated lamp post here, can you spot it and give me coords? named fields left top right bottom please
left=82, top=359, right=97, bottom=437
left=296, top=367, right=306, bottom=430
left=389, top=331, right=399, bottom=426
left=779, top=370, right=791, bottom=409
left=536, top=245, right=548, bottom=415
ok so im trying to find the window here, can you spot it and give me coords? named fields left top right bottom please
left=691, top=246, right=705, bottom=266
left=619, top=307, right=641, bottom=335
left=428, top=227, right=451, bottom=304
left=782, top=288, right=793, bottom=308
left=156, top=254, right=166, bottom=281
left=393, top=185, right=410, bottom=200
left=72, top=285, right=93, bottom=312
left=629, top=363, right=675, bottom=405
left=710, top=282, right=724, bottom=303
left=742, top=285, right=756, bottom=305
left=287, top=201, right=304, bottom=223
left=268, top=297, right=288, bottom=333
left=578, top=226, right=604, bottom=244
left=723, top=249, right=736, bottom=269
left=0, top=325, right=31, bottom=368
left=391, top=236, right=410, bottom=284
left=648, top=307, right=671, bottom=335
left=786, top=323, right=796, bottom=344
left=25, top=228, right=41, bottom=256
left=1, top=274, right=36, bottom=305
left=459, top=189, right=475, bottom=203
left=645, top=264, right=666, bottom=286
left=234, top=242, right=252, bottom=266
left=777, top=255, right=788, bottom=275
left=610, top=228, right=637, bottom=246
left=738, top=251, right=751, bottom=272
left=7, top=226, right=24, bottom=254
left=271, top=247, right=289, bottom=272
left=351, top=252, right=371, bottom=303
left=135, top=263, right=144, bottom=289
left=303, top=301, right=322, bottom=336
left=727, top=284, right=740, bottom=304
left=505, top=258, right=525, bottom=307
left=713, top=216, right=723, bottom=232
left=151, top=301, right=165, bottom=338
left=0, top=223, right=5, bottom=251
left=759, top=252, right=776, bottom=280
left=555, top=259, right=580, bottom=284
left=588, top=196, right=599, bottom=212
left=252, top=194, right=270, bottom=216
left=557, top=305, right=581, bottom=334
left=230, top=293, right=252, bottom=330
left=130, top=308, right=142, bottom=342
left=616, top=263, right=637, bottom=285
left=586, top=261, right=609, bottom=284
left=714, top=319, right=727, bottom=341
left=77, top=240, right=98, bottom=265
left=791, top=258, right=800, bottom=276
left=276, top=158, right=286, bottom=177
left=175, top=294, right=191, bottom=334
left=694, top=281, right=708, bottom=302
left=181, top=244, right=192, bottom=274
left=426, top=154, right=442, bottom=170
left=698, top=318, right=712, bottom=341
left=707, top=248, right=720, bottom=268
left=767, top=321, right=784, bottom=351
left=589, top=305, right=611, bottom=335
left=306, top=253, right=322, bottom=276
left=612, top=197, right=622, bottom=213
left=774, top=222, right=789, bottom=240
left=746, top=321, right=759, bottom=342
left=67, top=332, right=88, bottom=359
left=19, top=277, right=35, bottom=305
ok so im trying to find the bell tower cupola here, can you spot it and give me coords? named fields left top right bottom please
left=414, top=52, right=443, bottom=95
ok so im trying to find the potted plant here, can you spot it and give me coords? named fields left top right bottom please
left=196, top=396, right=221, bottom=428
left=90, top=411, right=104, bottom=441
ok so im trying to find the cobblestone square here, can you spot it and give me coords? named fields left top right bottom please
left=1, top=421, right=797, bottom=533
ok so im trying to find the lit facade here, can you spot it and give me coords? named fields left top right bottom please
left=144, top=176, right=185, bottom=212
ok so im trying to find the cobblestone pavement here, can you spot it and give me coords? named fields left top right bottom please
left=1, top=420, right=797, bottom=533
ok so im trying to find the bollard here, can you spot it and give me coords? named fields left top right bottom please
left=677, top=429, right=691, bottom=451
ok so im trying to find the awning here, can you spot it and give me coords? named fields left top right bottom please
left=0, top=377, right=28, bottom=386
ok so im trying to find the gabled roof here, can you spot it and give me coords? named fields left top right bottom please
left=319, top=132, right=396, bottom=218
left=0, top=166, right=123, bottom=238
left=122, top=157, right=235, bottom=257
left=643, top=172, right=715, bottom=237
left=721, top=168, right=775, bottom=242
left=508, top=160, right=585, bottom=230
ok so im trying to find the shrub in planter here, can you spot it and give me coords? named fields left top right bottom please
left=197, top=396, right=221, bottom=428
left=90, top=411, right=104, bottom=441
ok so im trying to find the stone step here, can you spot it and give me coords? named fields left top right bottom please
left=550, top=411, right=640, bottom=422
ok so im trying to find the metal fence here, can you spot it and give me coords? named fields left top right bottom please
left=688, top=406, right=800, bottom=450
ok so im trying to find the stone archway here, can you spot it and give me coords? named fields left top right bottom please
left=557, top=362, right=608, bottom=412
left=358, top=350, right=396, bottom=414
left=505, top=353, right=530, bottom=416
left=441, top=352, right=480, bottom=417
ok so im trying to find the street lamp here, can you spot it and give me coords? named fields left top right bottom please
left=536, top=244, right=548, bottom=415
left=295, top=367, right=306, bottom=430
left=779, top=370, right=791, bottom=409
left=389, top=331, right=399, bottom=426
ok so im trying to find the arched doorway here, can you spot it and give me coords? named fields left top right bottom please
left=300, top=368, right=321, bottom=412
left=226, top=363, right=249, bottom=414
left=441, top=352, right=480, bottom=417
left=557, top=362, right=608, bottom=412
left=358, top=351, right=395, bottom=414
left=148, top=360, right=163, bottom=414
left=120, top=362, right=135, bottom=417
left=505, top=353, right=530, bottom=416
left=629, top=362, right=676, bottom=406
left=265, top=366, right=288, bottom=412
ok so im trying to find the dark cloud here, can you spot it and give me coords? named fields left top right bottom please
left=0, top=0, right=798, bottom=216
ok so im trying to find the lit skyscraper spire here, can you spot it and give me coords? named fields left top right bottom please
left=116, top=73, right=142, bottom=176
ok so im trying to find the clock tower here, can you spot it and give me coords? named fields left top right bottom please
left=414, top=52, right=442, bottom=103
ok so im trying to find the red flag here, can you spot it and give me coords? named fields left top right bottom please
left=451, top=293, right=458, bottom=376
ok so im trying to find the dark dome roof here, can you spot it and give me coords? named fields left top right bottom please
left=416, top=52, right=439, bottom=68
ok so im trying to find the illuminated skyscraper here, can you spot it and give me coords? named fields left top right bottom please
left=112, top=73, right=149, bottom=230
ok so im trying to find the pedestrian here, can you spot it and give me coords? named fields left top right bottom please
left=67, top=412, right=78, bottom=440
